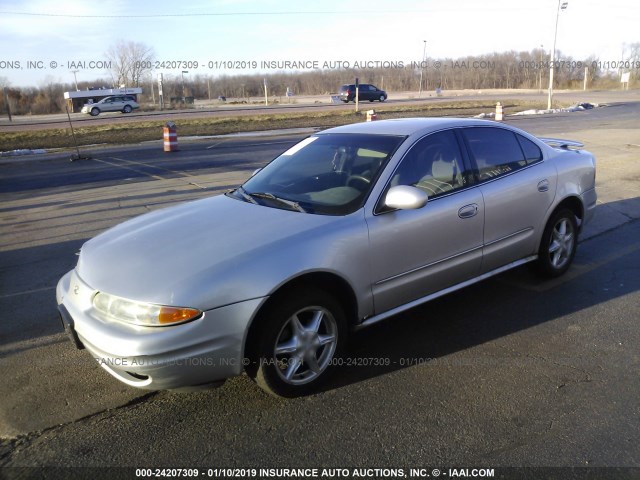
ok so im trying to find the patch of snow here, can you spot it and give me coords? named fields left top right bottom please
left=512, top=102, right=600, bottom=116
left=0, top=148, right=47, bottom=157
left=474, top=101, right=601, bottom=119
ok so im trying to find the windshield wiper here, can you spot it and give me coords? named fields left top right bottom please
left=234, top=186, right=258, bottom=205
left=248, top=192, right=308, bottom=213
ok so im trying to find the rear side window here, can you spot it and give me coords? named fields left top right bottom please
left=517, top=134, right=543, bottom=164
left=463, top=127, right=527, bottom=181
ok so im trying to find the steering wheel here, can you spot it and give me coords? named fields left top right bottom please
left=346, top=175, right=371, bottom=190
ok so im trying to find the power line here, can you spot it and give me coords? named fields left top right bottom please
left=1, top=10, right=389, bottom=18
left=0, top=7, right=543, bottom=19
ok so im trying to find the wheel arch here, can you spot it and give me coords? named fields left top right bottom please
left=550, top=195, right=584, bottom=229
left=242, top=271, right=358, bottom=365
left=537, top=194, right=584, bottom=254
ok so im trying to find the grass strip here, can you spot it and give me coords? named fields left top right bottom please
left=0, top=100, right=554, bottom=151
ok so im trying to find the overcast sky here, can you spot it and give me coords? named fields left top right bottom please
left=0, top=0, right=638, bottom=87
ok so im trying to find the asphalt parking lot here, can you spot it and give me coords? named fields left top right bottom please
left=0, top=103, right=639, bottom=477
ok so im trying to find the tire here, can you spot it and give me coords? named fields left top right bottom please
left=379, top=95, right=386, bottom=102
left=248, top=288, right=347, bottom=397
left=123, top=105, right=132, bottom=113
left=535, top=208, right=578, bottom=277
left=90, top=107, right=100, bottom=116
left=369, top=99, right=374, bottom=102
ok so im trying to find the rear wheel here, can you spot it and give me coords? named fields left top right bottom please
left=248, top=288, right=347, bottom=397
left=536, top=209, right=578, bottom=277
left=122, top=105, right=132, bottom=113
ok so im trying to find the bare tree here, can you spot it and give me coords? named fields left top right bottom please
left=105, top=40, right=155, bottom=87
left=626, top=42, right=640, bottom=81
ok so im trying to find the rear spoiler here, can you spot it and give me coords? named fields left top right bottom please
left=539, top=137, right=584, bottom=150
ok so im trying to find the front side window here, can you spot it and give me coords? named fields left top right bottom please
left=388, top=130, right=467, bottom=198
left=463, top=127, right=527, bottom=180
left=235, top=133, right=406, bottom=215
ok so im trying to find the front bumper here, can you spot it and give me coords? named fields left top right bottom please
left=56, top=270, right=265, bottom=390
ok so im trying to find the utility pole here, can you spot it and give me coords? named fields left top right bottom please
left=3, top=87, right=11, bottom=122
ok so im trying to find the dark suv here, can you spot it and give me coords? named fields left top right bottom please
left=338, top=84, right=387, bottom=103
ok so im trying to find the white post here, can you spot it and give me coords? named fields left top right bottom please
left=355, top=85, right=359, bottom=112
left=264, top=78, right=268, bottom=106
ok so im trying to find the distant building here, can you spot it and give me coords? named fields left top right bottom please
left=63, top=87, right=143, bottom=113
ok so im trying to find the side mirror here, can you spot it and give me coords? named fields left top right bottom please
left=385, top=185, right=428, bottom=210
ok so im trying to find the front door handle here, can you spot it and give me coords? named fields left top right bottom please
left=458, top=204, right=479, bottom=219
left=537, top=179, right=550, bottom=192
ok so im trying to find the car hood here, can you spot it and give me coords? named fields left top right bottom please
left=77, top=194, right=346, bottom=309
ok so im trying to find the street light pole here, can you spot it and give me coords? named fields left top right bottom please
left=538, top=45, right=544, bottom=93
left=71, top=70, right=79, bottom=91
left=181, top=70, right=188, bottom=99
left=547, top=1, right=568, bottom=110
left=418, top=40, right=427, bottom=97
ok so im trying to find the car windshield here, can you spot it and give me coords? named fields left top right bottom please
left=233, top=133, right=406, bottom=215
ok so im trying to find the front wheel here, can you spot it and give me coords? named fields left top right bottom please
left=90, top=107, right=99, bottom=116
left=248, top=288, right=347, bottom=397
left=535, top=209, right=578, bottom=277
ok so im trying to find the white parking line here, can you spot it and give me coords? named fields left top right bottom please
left=109, top=156, right=200, bottom=179
left=502, top=241, right=640, bottom=292
left=0, top=285, right=55, bottom=299
left=92, top=157, right=166, bottom=181
left=206, top=140, right=295, bottom=150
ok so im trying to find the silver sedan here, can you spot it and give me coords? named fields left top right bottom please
left=56, top=118, right=597, bottom=397
left=80, top=95, right=139, bottom=116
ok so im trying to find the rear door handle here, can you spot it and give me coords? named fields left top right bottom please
left=458, top=204, right=478, bottom=219
left=537, top=179, right=549, bottom=192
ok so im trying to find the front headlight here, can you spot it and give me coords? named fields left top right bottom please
left=92, top=292, right=201, bottom=327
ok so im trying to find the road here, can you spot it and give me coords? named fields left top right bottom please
left=0, top=104, right=639, bottom=477
left=1, top=88, right=638, bottom=132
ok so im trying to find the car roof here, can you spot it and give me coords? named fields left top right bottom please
left=318, top=117, right=506, bottom=137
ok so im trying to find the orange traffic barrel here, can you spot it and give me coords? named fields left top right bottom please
left=163, top=122, right=178, bottom=151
